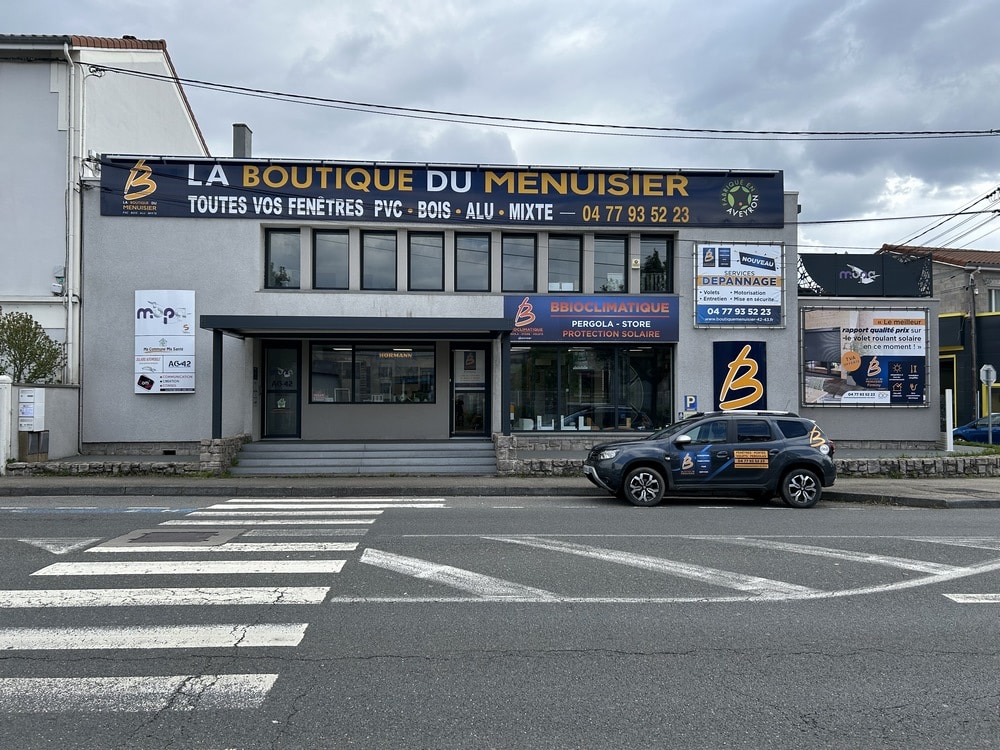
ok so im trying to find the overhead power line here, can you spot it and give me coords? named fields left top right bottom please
left=90, top=64, right=1000, bottom=143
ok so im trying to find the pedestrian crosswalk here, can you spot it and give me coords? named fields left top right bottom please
left=0, top=495, right=445, bottom=718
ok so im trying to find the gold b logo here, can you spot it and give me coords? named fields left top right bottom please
left=124, top=159, right=157, bottom=201
left=719, top=344, right=764, bottom=410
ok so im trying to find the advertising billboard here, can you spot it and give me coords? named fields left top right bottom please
left=101, top=158, right=785, bottom=229
left=696, top=244, right=783, bottom=326
left=802, top=308, right=927, bottom=406
left=134, top=290, right=196, bottom=394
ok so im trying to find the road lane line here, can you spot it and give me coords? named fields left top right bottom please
left=0, top=587, right=330, bottom=607
left=360, top=548, right=559, bottom=600
left=0, top=624, right=308, bottom=650
left=187, top=510, right=383, bottom=517
left=943, top=593, right=1000, bottom=603
left=227, top=497, right=445, bottom=503
left=87, top=542, right=358, bottom=553
left=0, top=674, right=279, bottom=711
left=159, top=519, right=376, bottom=526
left=209, top=503, right=444, bottom=509
left=31, top=560, right=345, bottom=576
left=909, top=537, right=1000, bottom=551
left=694, top=536, right=959, bottom=573
left=486, top=536, right=820, bottom=597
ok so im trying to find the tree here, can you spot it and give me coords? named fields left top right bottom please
left=0, top=306, right=66, bottom=383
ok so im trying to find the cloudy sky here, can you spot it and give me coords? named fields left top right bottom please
left=9, top=0, right=1000, bottom=253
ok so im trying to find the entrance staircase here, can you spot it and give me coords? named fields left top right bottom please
left=229, top=440, right=497, bottom=476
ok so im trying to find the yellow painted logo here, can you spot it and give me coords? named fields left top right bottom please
left=124, top=159, right=157, bottom=201
left=719, top=344, right=764, bottom=410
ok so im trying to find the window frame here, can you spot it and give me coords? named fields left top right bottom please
left=547, top=235, right=582, bottom=293
left=593, top=235, right=627, bottom=293
left=455, top=233, right=492, bottom=292
left=501, top=234, right=537, bottom=293
left=361, top=231, right=398, bottom=291
left=313, top=230, right=350, bottom=290
left=264, top=229, right=301, bottom=289
left=639, top=235, right=673, bottom=293
left=407, top=232, right=445, bottom=291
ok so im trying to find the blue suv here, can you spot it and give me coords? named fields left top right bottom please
left=584, top=410, right=836, bottom=508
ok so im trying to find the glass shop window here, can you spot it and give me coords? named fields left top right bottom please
left=311, top=344, right=435, bottom=404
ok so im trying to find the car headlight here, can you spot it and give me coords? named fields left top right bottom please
left=597, top=449, right=619, bottom=461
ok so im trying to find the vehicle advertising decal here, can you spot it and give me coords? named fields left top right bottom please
left=506, top=295, right=679, bottom=343
left=695, top=244, right=783, bottom=326
left=802, top=308, right=927, bottom=406
left=713, top=341, right=767, bottom=410
left=733, top=450, right=769, bottom=469
left=100, top=158, right=784, bottom=228
left=809, top=425, right=831, bottom=454
left=134, top=290, right=195, bottom=394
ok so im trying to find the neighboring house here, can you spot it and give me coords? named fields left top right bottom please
left=0, top=34, right=209, bottom=384
left=878, top=244, right=1000, bottom=423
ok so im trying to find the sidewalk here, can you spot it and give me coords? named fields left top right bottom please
left=1, top=472, right=998, bottom=509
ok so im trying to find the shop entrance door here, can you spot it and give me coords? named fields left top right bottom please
left=263, top=343, right=301, bottom=438
left=452, top=346, right=490, bottom=436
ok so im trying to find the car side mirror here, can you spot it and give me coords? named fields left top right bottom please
left=674, top=434, right=692, bottom=447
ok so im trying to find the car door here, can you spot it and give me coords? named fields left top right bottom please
left=667, top=417, right=735, bottom=489
left=721, top=417, right=780, bottom=485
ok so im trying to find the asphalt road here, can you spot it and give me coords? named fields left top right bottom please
left=1, top=492, right=998, bottom=749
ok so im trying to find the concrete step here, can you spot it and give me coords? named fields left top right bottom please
left=230, top=440, right=497, bottom=476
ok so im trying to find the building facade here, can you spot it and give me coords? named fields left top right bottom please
left=77, top=157, right=945, bottom=458
left=0, top=35, right=208, bottom=383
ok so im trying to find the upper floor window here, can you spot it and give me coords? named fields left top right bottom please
left=639, top=236, right=673, bottom=293
left=594, top=235, right=627, bottom=292
left=265, top=229, right=301, bottom=289
left=548, top=235, right=581, bottom=292
left=408, top=233, right=444, bottom=291
left=990, top=288, right=1000, bottom=312
left=314, top=230, right=349, bottom=290
left=361, top=232, right=397, bottom=290
left=502, top=234, right=536, bottom=292
left=456, top=233, right=491, bottom=292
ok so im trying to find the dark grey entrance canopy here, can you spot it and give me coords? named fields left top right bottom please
left=200, top=315, right=514, bottom=338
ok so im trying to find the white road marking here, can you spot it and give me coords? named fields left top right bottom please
left=87, top=542, right=358, bottom=553
left=943, top=593, right=1000, bottom=603
left=187, top=510, right=383, bottom=517
left=0, top=587, right=330, bottom=607
left=17, top=538, right=102, bottom=554
left=211, top=503, right=443, bottom=509
left=159, top=519, right=375, bottom=526
left=486, top=536, right=820, bottom=597
left=360, top=548, right=559, bottom=600
left=910, top=537, right=1000, bottom=551
left=0, top=623, right=308, bottom=650
left=693, top=536, right=959, bottom=573
left=31, top=560, right=345, bottom=576
left=243, top=528, right=366, bottom=537
left=0, top=674, right=279, bottom=711
left=227, top=497, right=444, bottom=503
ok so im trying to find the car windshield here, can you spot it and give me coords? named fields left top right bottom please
left=646, top=414, right=706, bottom=440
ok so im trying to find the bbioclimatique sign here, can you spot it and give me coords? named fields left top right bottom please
left=100, top=157, right=784, bottom=228
left=505, top=295, right=679, bottom=343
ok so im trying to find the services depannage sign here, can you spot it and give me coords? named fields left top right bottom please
left=134, top=291, right=195, bottom=394
left=696, top=244, right=783, bottom=326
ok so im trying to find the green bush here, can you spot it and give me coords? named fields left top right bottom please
left=0, top=306, right=66, bottom=383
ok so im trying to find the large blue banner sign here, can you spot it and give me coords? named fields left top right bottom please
left=100, top=157, right=784, bottom=228
left=505, top=295, right=679, bottom=343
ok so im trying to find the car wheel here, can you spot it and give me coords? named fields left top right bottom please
left=623, top=467, right=666, bottom=507
left=780, top=468, right=822, bottom=508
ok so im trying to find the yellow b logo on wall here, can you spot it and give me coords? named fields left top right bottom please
left=124, top=159, right=157, bottom=201
left=719, top=343, right=764, bottom=410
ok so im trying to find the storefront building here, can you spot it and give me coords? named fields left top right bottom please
left=81, top=157, right=804, bottom=454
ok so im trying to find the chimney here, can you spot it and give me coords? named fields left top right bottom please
left=233, top=123, right=253, bottom=158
